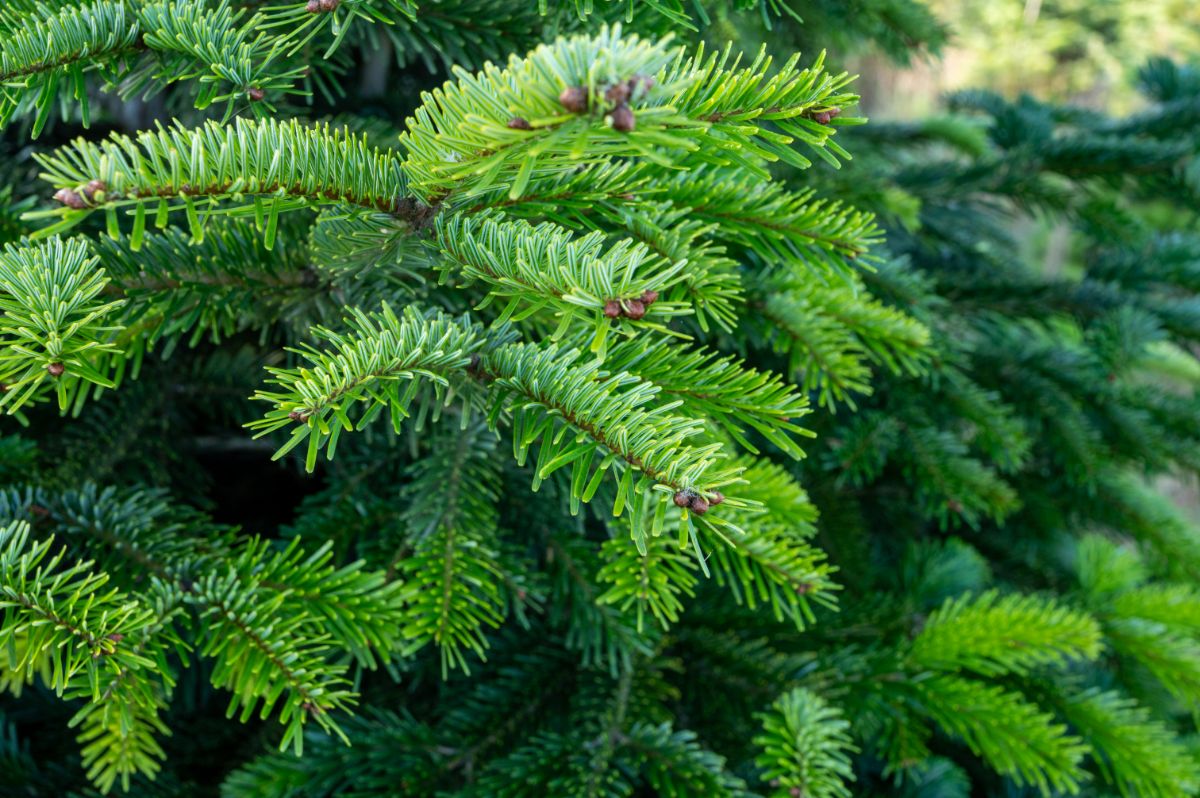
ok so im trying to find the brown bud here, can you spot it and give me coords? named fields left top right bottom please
left=619, top=193, right=635, bottom=201
left=630, top=74, right=656, bottom=95
left=673, top=491, right=693, bottom=508
left=507, top=117, right=532, bottom=130
left=947, top=499, right=963, bottom=514
left=318, top=0, right=338, bottom=10
left=605, top=82, right=631, bottom=105
left=54, top=188, right=86, bottom=209
left=623, top=298, right=645, bottom=320
left=107, top=633, right=124, bottom=643
left=83, top=179, right=106, bottom=199
left=689, top=496, right=710, bottom=515
left=610, top=104, right=635, bottom=133
left=467, top=352, right=490, bottom=380
left=0, top=383, right=7, bottom=393
left=795, top=583, right=814, bottom=595
left=46, top=362, right=65, bottom=377
left=288, top=409, right=308, bottom=422
left=603, top=300, right=622, bottom=319
left=708, top=490, right=725, bottom=506
left=305, top=0, right=320, bottom=11
left=814, top=112, right=832, bottom=125
left=559, top=86, right=588, bottom=113
left=639, top=290, right=659, bottom=305
left=516, top=588, right=527, bottom=600
left=247, top=87, right=265, bottom=101
left=827, top=107, right=842, bottom=119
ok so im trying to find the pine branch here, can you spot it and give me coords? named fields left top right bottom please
left=434, top=213, right=690, bottom=353
left=909, top=590, right=1103, bottom=677
left=248, top=306, right=748, bottom=551
left=396, top=422, right=510, bottom=675
left=0, top=0, right=303, bottom=136
left=911, top=675, right=1089, bottom=796
left=1057, top=688, right=1200, bottom=798
left=603, top=336, right=813, bottom=459
left=400, top=25, right=861, bottom=202
left=30, top=119, right=414, bottom=240
left=597, top=534, right=697, bottom=633
left=0, top=1, right=140, bottom=135
left=754, top=688, right=856, bottom=798
left=0, top=236, right=124, bottom=414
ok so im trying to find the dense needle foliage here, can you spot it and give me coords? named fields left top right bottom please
left=0, top=0, right=1197, bottom=796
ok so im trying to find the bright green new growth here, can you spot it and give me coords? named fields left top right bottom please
left=753, top=688, right=856, bottom=798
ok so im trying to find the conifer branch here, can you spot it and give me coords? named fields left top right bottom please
left=31, top=118, right=415, bottom=238
left=754, top=688, right=857, bottom=798
left=0, top=236, right=124, bottom=413
left=909, top=591, right=1104, bottom=677
left=400, top=25, right=860, bottom=202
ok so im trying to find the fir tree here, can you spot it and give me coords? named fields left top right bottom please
left=0, top=1, right=1196, bottom=797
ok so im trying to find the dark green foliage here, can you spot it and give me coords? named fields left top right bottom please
left=0, top=0, right=1197, bottom=796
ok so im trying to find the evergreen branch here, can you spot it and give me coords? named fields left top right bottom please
left=1111, top=583, right=1200, bottom=633
left=603, top=336, right=813, bottom=459
left=135, top=0, right=304, bottom=106
left=0, top=0, right=303, bottom=136
left=909, top=590, right=1103, bottom=677
left=1058, top=688, right=1200, bottom=798
left=247, top=305, right=489, bottom=470
left=0, top=237, right=124, bottom=413
left=0, top=520, right=155, bottom=693
left=463, top=162, right=881, bottom=281
left=751, top=273, right=930, bottom=410
left=654, top=166, right=882, bottom=271
left=597, top=535, right=697, bottom=633
left=31, top=118, right=414, bottom=237
left=69, top=586, right=181, bottom=793
left=192, top=566, right=357, bottom=755
left=622, top=722, right=750, bottom=797
left=753, top=688, right=856, bottom=798
left=911, top=675, right=1089, bottom=796
left=93, top=218, right=326, bottom=350
left=435, top=213, right=690, bottom=352
left=400, top=25, right=860, bottom=202
left=249, top=307, right=747, bottom=549
left=232, top=537, right=408, bottom=670
left=546, top=535, right=649, bottom=674
left=222, top=709, right=444, bottom=798
left=0, top=1, right=139, bottom=134
left=1103, top=618, right=1200, bottom=706
left=396, top=422, right=509, bottom=675
left=484, top=340, right=747, bottom=548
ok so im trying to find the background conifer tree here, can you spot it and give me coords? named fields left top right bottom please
left=0, top=1, right=1197, bottom=797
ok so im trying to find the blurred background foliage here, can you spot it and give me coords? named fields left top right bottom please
left=856, top=0, right=1200, bottom=116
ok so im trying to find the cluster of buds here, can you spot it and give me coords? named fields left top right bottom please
left=604, top=75, right=652, bottom=133
left=672, top=488, right=724, bottom=516
left=603, top=290, right=659, bottom=321
left=305, top=0, right=338, bottom=11
left=53, top=179, right=107, bottom=210
left=558, top=75, right=653, bottom=133
left=287, top=408, right=311, bottom=422
left=810, top=106, right=842, bottom=125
